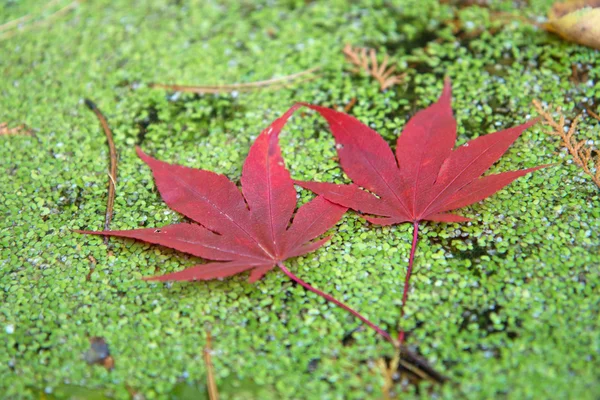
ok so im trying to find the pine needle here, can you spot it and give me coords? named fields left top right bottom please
left=342, top=44, right=406, bottom=91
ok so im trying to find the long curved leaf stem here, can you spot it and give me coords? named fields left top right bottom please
left=277, top=261, right=392, bottom=343
left=385, top=221, right=420, bottom=389
left=398, top=221, right=420, bottom=344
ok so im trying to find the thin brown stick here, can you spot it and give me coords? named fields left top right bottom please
left=204, top=332, right=219, bottom=400
left=150, top=67, right=320, bottom=94
left=586, top=107, right=600, bottom=123
left=86, top=255, right=97, bottom=282
left=397, top=359, right=435, bottom=383
left=333, top=98, right=358, bottom=113
left=343, top=98, right=357, bottom=113
left=0, top=1, right=80, bottom=42
left=85, top=99, right=118, bottom=243
left=533, top=100, right=600, bottom=189
left=342, top=44, right=406, bottom=91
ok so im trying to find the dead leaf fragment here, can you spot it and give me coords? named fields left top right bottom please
left=545, top=0, right=600, bottom=50
left=84, top=337, right=114, bottom=370
left=0, top=122, right=31, bottom=136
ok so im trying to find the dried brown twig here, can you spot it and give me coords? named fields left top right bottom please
left=333, top=98, right=357, bottom=114
left=342, top=44, right=406, bottom=91
left=586, top=107, right=600, bottom=123
left=85, top=99, right=118, bottom=243
left=533, top=99, right=600, bottom=189
left=151, top=67, right=319, bottom=94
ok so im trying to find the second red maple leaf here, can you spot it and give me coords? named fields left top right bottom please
left=295, top=79, right=547, bottom=345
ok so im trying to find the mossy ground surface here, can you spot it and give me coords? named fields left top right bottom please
left=1, top=0, right=599, bottom=399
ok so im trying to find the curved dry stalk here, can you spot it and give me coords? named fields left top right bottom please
left=0, top=0, right=80, bottom=41
left=586, top=107, right=600, bottom=122
left=84, top=99, right=118, bottom=244
left=343, top=44, right=406, bottom=91
left=533, top=100, right=600, bottom=189
left=150, top=67, right=320, bottom=94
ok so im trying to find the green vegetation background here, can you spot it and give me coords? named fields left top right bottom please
left=1, top=0, right=598, bottom=398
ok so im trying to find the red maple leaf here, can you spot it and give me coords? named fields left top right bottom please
left=294, top=79, right=547, bottom=344
left=77, top=106, right=392, bottom=342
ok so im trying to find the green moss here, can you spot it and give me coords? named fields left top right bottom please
left=1, top=0, right=599, bottom=399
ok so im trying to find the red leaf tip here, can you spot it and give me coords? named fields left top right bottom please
left=135, top=146, right=149, bottom=160
left=135, top=146, right=161, bottom=169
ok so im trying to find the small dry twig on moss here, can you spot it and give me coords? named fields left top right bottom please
left=586, top=107, right=600, bottom=123
left=85, top=255, right=97, bottom=281
left=343, top=97, right=357, bottom=113
left=333, top=98, right=357, bottom=114
left=204, top=332, right=219, bottom=400
left=0, top=0, right=80, bottom=42
left=342, top=44, right=406, bottom=91
left=84, top=99, right=118, bottom=243
left=150, top=67, right=319, bottom=94
left=533, top=99, right=600, bottom=189
left=0, top=122, right=32, bottom=136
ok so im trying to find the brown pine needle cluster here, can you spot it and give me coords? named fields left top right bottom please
left=343, top=44, right=406, bottom=91
left=533, top=99, right=600, bottom=189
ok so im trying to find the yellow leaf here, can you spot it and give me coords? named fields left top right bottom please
left=545, top=0, right=600, bottom=50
